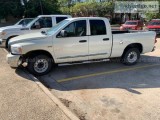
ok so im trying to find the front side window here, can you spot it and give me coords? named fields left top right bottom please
left=56, top=17, right=67, bottom=24
left=31, top=17, right=52, bottom=29
left=90, top=20, right=106, bottom=35
left=18, top=20, right=24, bottom=25
left=62, top=20, right=86, bottom=37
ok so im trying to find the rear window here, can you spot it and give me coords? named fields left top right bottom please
left=148, top=21, right=160, bottom=25
left=90, top=20, right=106, bottom=35
left=56, top=17, right=67, bottom=24
left=125, top=21, right=137, bottom=25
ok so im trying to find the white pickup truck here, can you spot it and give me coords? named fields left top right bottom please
left=0, top=18, right=33, bottom=45
left=0, top=15, right=71, bottom=48
left=7, top=17, right=156, bottom=75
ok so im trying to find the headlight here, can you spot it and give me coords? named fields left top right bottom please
left=11, top=44, right=22, bottom=55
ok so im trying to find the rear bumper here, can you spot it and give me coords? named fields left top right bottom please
left=0, top=39, right=6, bottom=47
left=6, top=53, right=22, bottom=68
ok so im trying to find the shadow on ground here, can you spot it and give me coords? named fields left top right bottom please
left=16, top=55, right=160, bottom=94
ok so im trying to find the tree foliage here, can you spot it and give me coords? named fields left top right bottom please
left=0, top=0, right=60, bottom=19
left=71, top=1, right=114, bottom=17
left=0, top=0, right=23, bottom=19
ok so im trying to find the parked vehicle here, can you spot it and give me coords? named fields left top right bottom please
left=147, top=19, right=160, bottom=34
left=7, top=17, right=156, bottom=75
left=0, top=15, right=71, bottom=48
left=120, top=20, right=143, bottom=30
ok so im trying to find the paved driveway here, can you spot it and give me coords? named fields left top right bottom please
left=39, top=39, right=160, bottom=120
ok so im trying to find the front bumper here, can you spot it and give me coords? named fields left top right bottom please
left=6, top=53, right=22, bottom=68
left=0, top=39, right=6, bottom=47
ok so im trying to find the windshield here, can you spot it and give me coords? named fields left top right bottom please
left=15, top=18, right=34, bottom=26
left=148, top=21, right=160, bottom=25
left=125, top=21, right=137, bottom=25
left=46, top=20, right=69, bottom=35
left=26, top=17, right=39, bottom=28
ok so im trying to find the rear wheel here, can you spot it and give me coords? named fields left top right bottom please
left=121, top=48, right=140, bottom=65
left=27, top=55, right=53, bottom=76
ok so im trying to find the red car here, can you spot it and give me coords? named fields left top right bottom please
left=147, top=19, right=160, bottom=34
left=120, top=20, right=143, bottom=30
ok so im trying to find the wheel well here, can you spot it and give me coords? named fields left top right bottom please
left=7, top=35, right=18, bottom=41
left=122, top=43, right=143, bottom=56
left=24, top=50, right=54, bottom=62
left=6, top=35, right=18, bottom=47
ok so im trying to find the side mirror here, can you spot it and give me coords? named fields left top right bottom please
left=60, top=30, right=67, bottom=37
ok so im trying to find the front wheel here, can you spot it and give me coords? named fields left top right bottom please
left=121, top=48, right=140, bottom=65
left=27, top=55, right=53, bottom=76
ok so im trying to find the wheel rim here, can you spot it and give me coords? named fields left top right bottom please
left=34, top=59, right=49, bottom=73
left=127, top=51, right=137, bottom=63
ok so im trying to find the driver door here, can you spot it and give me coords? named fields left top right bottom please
left=53, top=20, right=89, bottom=63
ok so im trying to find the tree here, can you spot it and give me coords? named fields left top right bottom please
left=23, top=0, right=61, bottom=17
left=0, top=0, right=61, bottom=19
left=0, top=0, right=24, bottom=19
left=71, top=1, right=114, bottom=17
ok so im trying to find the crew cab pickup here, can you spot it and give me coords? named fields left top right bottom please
left=0, top=18, right=33, bottom=46
left=7, top=17, right=157, bottom=75
left=0, top=15, right=71, bottom=48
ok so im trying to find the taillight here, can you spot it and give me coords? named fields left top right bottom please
left=155, top=36, right=157, bottom=43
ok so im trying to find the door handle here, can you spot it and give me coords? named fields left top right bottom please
left=79, top=40, right=87, bottom=43
left=103, top=38, right=109, bottom=41
left=119, top=41, right=123, bottom=44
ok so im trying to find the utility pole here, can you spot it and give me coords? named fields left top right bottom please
left=40, top=0, right=43, bottom=15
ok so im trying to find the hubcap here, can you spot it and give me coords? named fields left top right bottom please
left=127, top=51, right=137, bottom=63
left=34, top=59, right=49, bottom=73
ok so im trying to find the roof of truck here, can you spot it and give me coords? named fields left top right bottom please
left=38, top=15, right=71, bottom=17
left=66, top=17, right=108, bottom=21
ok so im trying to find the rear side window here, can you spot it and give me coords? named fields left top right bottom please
left=90, top=20, right=106, bottom=35
left=56, top=17, right=67, bottom=24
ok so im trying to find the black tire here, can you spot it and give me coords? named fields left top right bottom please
left=121, top=48, right=140, bottom=65
left=27, top=55, right=53, bottom=76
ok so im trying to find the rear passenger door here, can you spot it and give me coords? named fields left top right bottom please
left=88, top=19, right=112, bottom=60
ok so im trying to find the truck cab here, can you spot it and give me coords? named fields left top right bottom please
left=0, top=15, right=71, bottom=48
